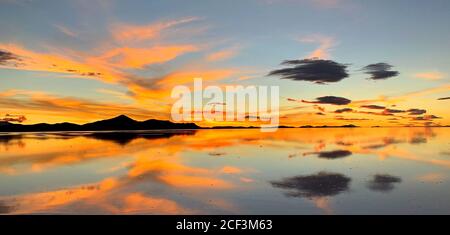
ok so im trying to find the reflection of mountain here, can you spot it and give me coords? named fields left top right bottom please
left=367, top=174, right=402, bottom=193
left=271, top=172, right=351, bottom=198
left=1, top=130, right=197, bottom=146
left=0, top=115, right=199, bottom=132
left=86, top=130, right=196, bottom=145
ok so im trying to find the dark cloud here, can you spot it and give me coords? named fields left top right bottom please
left=1, top=114, right=27, bottom=123
left=302, top=96, right=351, bottom=105
left=360, top=105, right=385, bottom=110
left=438, top=97, right=450, bottom=100
left=362, top=63, right=399, bottom=80
left=313, top=105, right=325, bottom=112
left=268, top=59, right=349, bottom=84
left=271, top=172, right=351, bottom=198
left=317, top=150, right=352, bottom=159
left=0, top=201, right=13, bottom=214
left=407, top=109, right=426, bottom=115
left=335, top=117, right=370, bottom=121
left=412, top=115, right=442, bottom=121
left=383, top=108, right=405, bottom=114
left=315, top=112, right=326, bottom=116
left=208, top=152, right=227, bottom=157
left=363, top=137, right=403, bottom=150
left=358, top=111, right=393, bottom=116
left=367, top=174, right=402, bottom=193
left=334, top=108, right=353, bottom=113
left=0, top=50, right=20, bottom=65
left=409, top=137, right=427, bottom=145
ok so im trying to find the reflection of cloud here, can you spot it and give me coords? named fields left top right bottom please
left=304, top=150, right=352, bottom=159
left=268, top=59, right=349, bottom=84
left=318, top=150, right=352, bottom=159
left=271, top=172, right=351, bottom=198
left=418, top=173, right=446, bottom=183
left=362, top=63, right=399, bottom=80
left=208, top=152, right=227, bottom=157
left=220, top=166, right=242, bottom=174
left=409, top=136, right=427, bottom=145
left=334, top=108, right=353, bottom=113
left=367, top=174, right=402, bottom=193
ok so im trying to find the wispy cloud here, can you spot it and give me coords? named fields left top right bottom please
left=111, top=17, right=200, bottom=43
left=414, top=72, right=445, bottom=81
left=299, top=35, right=336, bottom=59
left=54, top=24, right=78, bottom=38
left=206, top=45, right=240, bottom=62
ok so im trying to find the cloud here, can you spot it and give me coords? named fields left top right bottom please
left=0, top=114, right=27, bottom=123
left=54, top=24, right=78, bottom=38
left=0, top=49, right=20, bottom=65
left=362, top=63, right=399, bottom=80
left=271, top=172, right=351, bottom=198
left=206, top=46, right=240, bottom=62
left=111, top=17, right=199, bottom=43
left=335, top=117, right=370, bottom=121
left=302, top=96, right=351, bottom=105
left=262, top=0, right=342, bottom=8
left=414, top=72, right=445, bottom=81
left=310, top=0, right=341, bottom=8
left=334, top=108, right=353, bottom=113
left=366, top=174, right=402, bottom=193
left=0, top=90, right=164, bottom=123
left=360, top=105, right=385, bottom=110
left=95, top=45, right=198, bottom=69
left=298, top=35, right=336, bottom=59
left=313, top=105, right=325, bottom=112
left=411, top=115, right=442, bottom=121
left=438, top=97, right=450, bottom=100
left=383, top=108, right=405, bottom=114
left=268, top=59, right=349, bottom=84
left=407, top=109, right=426, bottom=115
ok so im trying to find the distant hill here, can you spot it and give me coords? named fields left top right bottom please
left=0, top=115, right=199, bottom=132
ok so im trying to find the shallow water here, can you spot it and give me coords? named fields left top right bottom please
left=0, top=128, right=449, bottom=214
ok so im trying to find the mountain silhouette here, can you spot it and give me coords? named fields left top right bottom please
left=0, top=115, right=199, bottom=132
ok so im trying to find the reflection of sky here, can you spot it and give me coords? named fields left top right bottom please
left=0, top=0, right=449, bottom=126
left=0, top=127, right=450, bottom=214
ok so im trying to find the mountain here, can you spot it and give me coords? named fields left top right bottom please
left=0, top=115, right=199, bottom=132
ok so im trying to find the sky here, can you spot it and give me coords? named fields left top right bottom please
left=0, top=0, right=449, bottom=127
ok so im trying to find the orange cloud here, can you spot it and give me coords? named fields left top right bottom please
left=112, top=17, right=199, bottom=43
left=0, top=89, right=165, bottom=124
left=96, top=45, right=198, bottom=69
left=414, top=72, right=445, bottom=81
left=0, top=43, right=124, bottom=83
left=299, top=35, right=336, bottom=59
left=206, top=46, right=240, bottom=62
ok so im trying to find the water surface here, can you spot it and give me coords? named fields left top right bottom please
left=0, top=128, right=449, bottom=214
